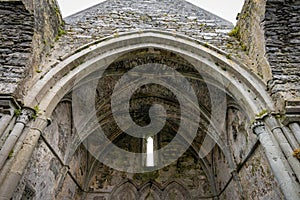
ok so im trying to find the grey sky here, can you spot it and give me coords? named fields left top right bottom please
left=57, top=0, right=244, bottom=24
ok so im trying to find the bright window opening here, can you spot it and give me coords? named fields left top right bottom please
left=146, top=137, right=154, bottom=167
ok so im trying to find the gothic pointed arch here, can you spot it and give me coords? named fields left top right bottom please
left=162, top=181, right=191, bottom=200
left=109, top=180, right=139, bottom=200
left=138, top=181, right=162, bottom=200
left=22, top=31, right=275, bottom=176
left=24, top=30, right=274, bottom=116
left=0, top=0, right=299, bottom=199
left=19, top=31, right=278, bottom=198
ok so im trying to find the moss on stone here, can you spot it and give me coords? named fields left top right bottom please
left=32, top=105, right=41, bottom=119
left=14, top=109, right=21, bottom=116
left=8, top=149, right=14, bottom=158
left=255, top=109, right=268, bottom=118
left=55, top=28, right=67, bottom=41
left=239, top=42, right=247, bottom=51
left=58, top=28, right=67, bottom=37
left=226, top=54, right=232, bottom=60
left=228, top=26, right=240, bottom=38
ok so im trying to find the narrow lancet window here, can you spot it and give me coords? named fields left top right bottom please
left=146, top=137, right=154, bottom=167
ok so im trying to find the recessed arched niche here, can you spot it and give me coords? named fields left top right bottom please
left=12, top=30, right=286, bottom=200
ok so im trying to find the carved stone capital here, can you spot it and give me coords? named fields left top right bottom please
left=16, top=108, right=35, bottom=125
left=30, top=117, right=50, bottom=133
left=251, top=121, right=266, bottom=136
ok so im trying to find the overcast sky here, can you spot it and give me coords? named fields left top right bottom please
left=57, top=0, right=244, bottom=24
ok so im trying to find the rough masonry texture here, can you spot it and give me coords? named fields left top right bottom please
left=0, top=0, right=299, bottom=200
left=0, top=1, right=34, bottom=94
left=265, top=0, right=300, bottom=111
left=237, top=0, right=300, bottom=112
left=0, top=0, right=63, bottom=96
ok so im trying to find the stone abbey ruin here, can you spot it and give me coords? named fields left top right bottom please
left=0, top=0, right=299, bottom=199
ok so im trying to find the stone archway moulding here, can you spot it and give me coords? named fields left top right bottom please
left=25, top=29, right=274, bottom=177
left=24, top=30, right=274, bottom=118
left=1, top=30, right=299, bottom=200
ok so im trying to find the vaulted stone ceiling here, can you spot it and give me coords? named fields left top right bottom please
left=95, top=48, right=211, bottom=142
left=70, top=46, right=234, bottom=167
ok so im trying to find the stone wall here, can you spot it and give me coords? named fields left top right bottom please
left=12, top=88, right=285, bottom=199
left=264, top=0, right=300, bottom=112
left=0, top=0, right=63, bottom=97
left=0, top=1, right=34, bottom=94
left=43, top=0, right=236, bottom=75
left=22, top=0, right=63, bottom=71
left=212, top=103, right=284, bottom=199
left=65, top=0, right=233, bottom=48
left=214, top=146, right=285, bottom=199
left=238, top=146, right=285, bottom=199
left=87, top=149, right=212, bottom=199
left=13, top=101, right=86, bottom=199
left=3, top=0, right=299, bottom=199
left=237, top=0, right=300, bottom=112
left=13, top=100, right=213, bottom=200
left=236, top=0, right=272, bottom=82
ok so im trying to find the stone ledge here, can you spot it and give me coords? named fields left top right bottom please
left=282, top=98, right=300, bottom=125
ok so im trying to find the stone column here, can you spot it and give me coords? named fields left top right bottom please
left=284, top=99, right=300, bottom=145
left=252, top=121, right=300, bottom=200
left=282, top=126, right=299, bottom=150
left=0, top=114, right=14, bottom=138
left=0, top=96, right=21, bottom=139
left=0, top=108, right=34, bottom=171
left=0, top=117, right=49, bottom=200
left=265, top=116, right=300, bottom=182
left=289, top=122, right=300, bottom=145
